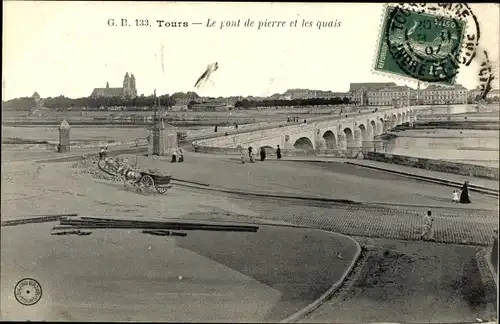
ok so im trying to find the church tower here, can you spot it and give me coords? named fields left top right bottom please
left=130, top=73, right=137, bottom=98
left=123, top=73, right=130, bottom=97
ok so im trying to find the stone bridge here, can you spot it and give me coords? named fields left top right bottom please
left=193, top=106, right=425, bottom=156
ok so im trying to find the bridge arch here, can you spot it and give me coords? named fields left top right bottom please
left=322, top=130, right=337, bottom=149
left=343, top=127, right=356, bottom=149
left=293, top=137, right=314, bottom=150
left=259, top=145, right=275, bottom=155
left=370, top=120, right=379, bottom=136
left=379, top=117, right=387, bottom=133
left=358, top=124, right=370, bottom=141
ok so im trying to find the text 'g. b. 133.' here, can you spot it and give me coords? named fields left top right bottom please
left=107, top=18, right=190, bottom=27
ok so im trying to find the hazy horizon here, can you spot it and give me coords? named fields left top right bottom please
left=3, top=2, right=499, bottom=101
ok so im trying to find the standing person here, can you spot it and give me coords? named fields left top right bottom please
left=452, top=190, right=460, bottom=203
left=104, top=147, right=108, bottom=159
left=214, top=125, right=218, bottom=133
left=421, top=210, right=435, bottom=241
left=460, top=181, right=471, bottom=204
left=240, top=148, right=245, bottom=164
left=171, top=149, right=177, bottom=163
left=178, top=149, right=184, bottom=163
left=260, top=147, right=266, bottom=162
left=99, top=147, right=105, bottom=160
left=276, top=145, right=282, bottom=159
left=248, top=146, right=254, bottom=163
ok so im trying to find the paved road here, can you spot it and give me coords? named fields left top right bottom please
left=1, top=222, right=358, bottom=322
left=2, top=151, right=498, bottom=244
left=273, top=157, right=499, bottom=192
left=130, top=152, right=499, bottom=211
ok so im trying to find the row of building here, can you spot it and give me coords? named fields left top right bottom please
left=284, top=83, right=498, bottom=106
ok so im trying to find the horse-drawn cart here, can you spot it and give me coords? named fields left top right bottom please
left=97, top=158, right=172, bottom=194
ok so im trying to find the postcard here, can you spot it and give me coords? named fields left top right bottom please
left=2, top=2, right=499, bottom=323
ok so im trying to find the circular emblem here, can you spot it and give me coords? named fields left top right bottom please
left=14, top=278, right=42, bottom=306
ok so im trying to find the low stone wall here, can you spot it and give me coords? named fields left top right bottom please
left=1, top=143, right=57, bottom=151
left=365, top=152, right=499, bottom=180
left=2, top=139, right=148, bottom=151
left=192, top=144, right=358, bottom=158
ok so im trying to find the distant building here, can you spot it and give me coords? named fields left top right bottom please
left=420, top=84, right=468, bottom=105
left=349, top=82, right=397, bottom=92
left=30, top=91, right=46, bottom=115
left=90, top=73, right=137, bottom=99
left=283, top=89, right=346, bottom=100
left=486, top=89, right=499, bottom=100
left=188, top=100, right=228, bottom=112
left=348, top=82, right=398, bottom=106
left=366, top=85, right=413, bottom=106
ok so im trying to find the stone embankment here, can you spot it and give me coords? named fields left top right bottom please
left=363, top=152, right=499, bottom=181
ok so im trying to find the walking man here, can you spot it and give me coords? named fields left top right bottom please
left=276, top=145, right=282, bottom=159
left=421, top=210, right=435, bottom=241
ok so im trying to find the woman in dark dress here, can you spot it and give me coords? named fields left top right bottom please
left=459, top=181, right=471, bottom=203
left=260, top=147, right=266, bottom=161
left=276, top=145, right=282, bottom=159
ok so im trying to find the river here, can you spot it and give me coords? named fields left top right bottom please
left=382, top=105, right=499, bottom=168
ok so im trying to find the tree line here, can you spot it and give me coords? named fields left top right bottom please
left=2, top=95, right=177, bottom=110
left=234, top=97, right=351, bottom=109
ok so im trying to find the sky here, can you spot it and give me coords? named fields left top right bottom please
left=3, top=1, right=500, bottom=100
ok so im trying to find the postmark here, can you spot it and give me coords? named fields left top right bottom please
left=374, top=3, right=488, bottom=87
left=477, top=49, right=496, bottom=100
left=14, top=278, right=42, bottom=306
left=375, top=5, right=465, bottom=85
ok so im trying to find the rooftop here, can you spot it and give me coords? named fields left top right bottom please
left=424, top=84, right=467, bottom=91
left=349, top=82, right=397, bottom=92
left=91, top=87, right=124, bottom=96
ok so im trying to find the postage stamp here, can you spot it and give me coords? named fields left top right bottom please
left=374, top=5, right=467, bottom=85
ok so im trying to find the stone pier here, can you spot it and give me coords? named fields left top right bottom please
left=58, top=119, right=71, bottom=153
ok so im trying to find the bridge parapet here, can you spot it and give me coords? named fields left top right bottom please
left=193, top=106, right=426, bottom=157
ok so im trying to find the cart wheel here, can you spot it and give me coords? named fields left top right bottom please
left=156, top=186, right=169, bottom=194
left=98, top=159, right=107, bottom=169
left=140, top=175, right=154, bottom=190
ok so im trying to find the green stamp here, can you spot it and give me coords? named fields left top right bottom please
left=374, top=5, right=466, bottom=85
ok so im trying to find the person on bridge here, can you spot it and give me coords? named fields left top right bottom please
left=276, top=145, right=282, bottom=159
left=171, top=150, right=177, bottom=163
left=452, top=190, right=460, bottom=203
left=260, top=147, right=266, bottom=162
left=421, top=210, right=434, bottom=241
left=459, top=181, right=471, bottom=204
left=178, top=149, right=184, bottom=163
